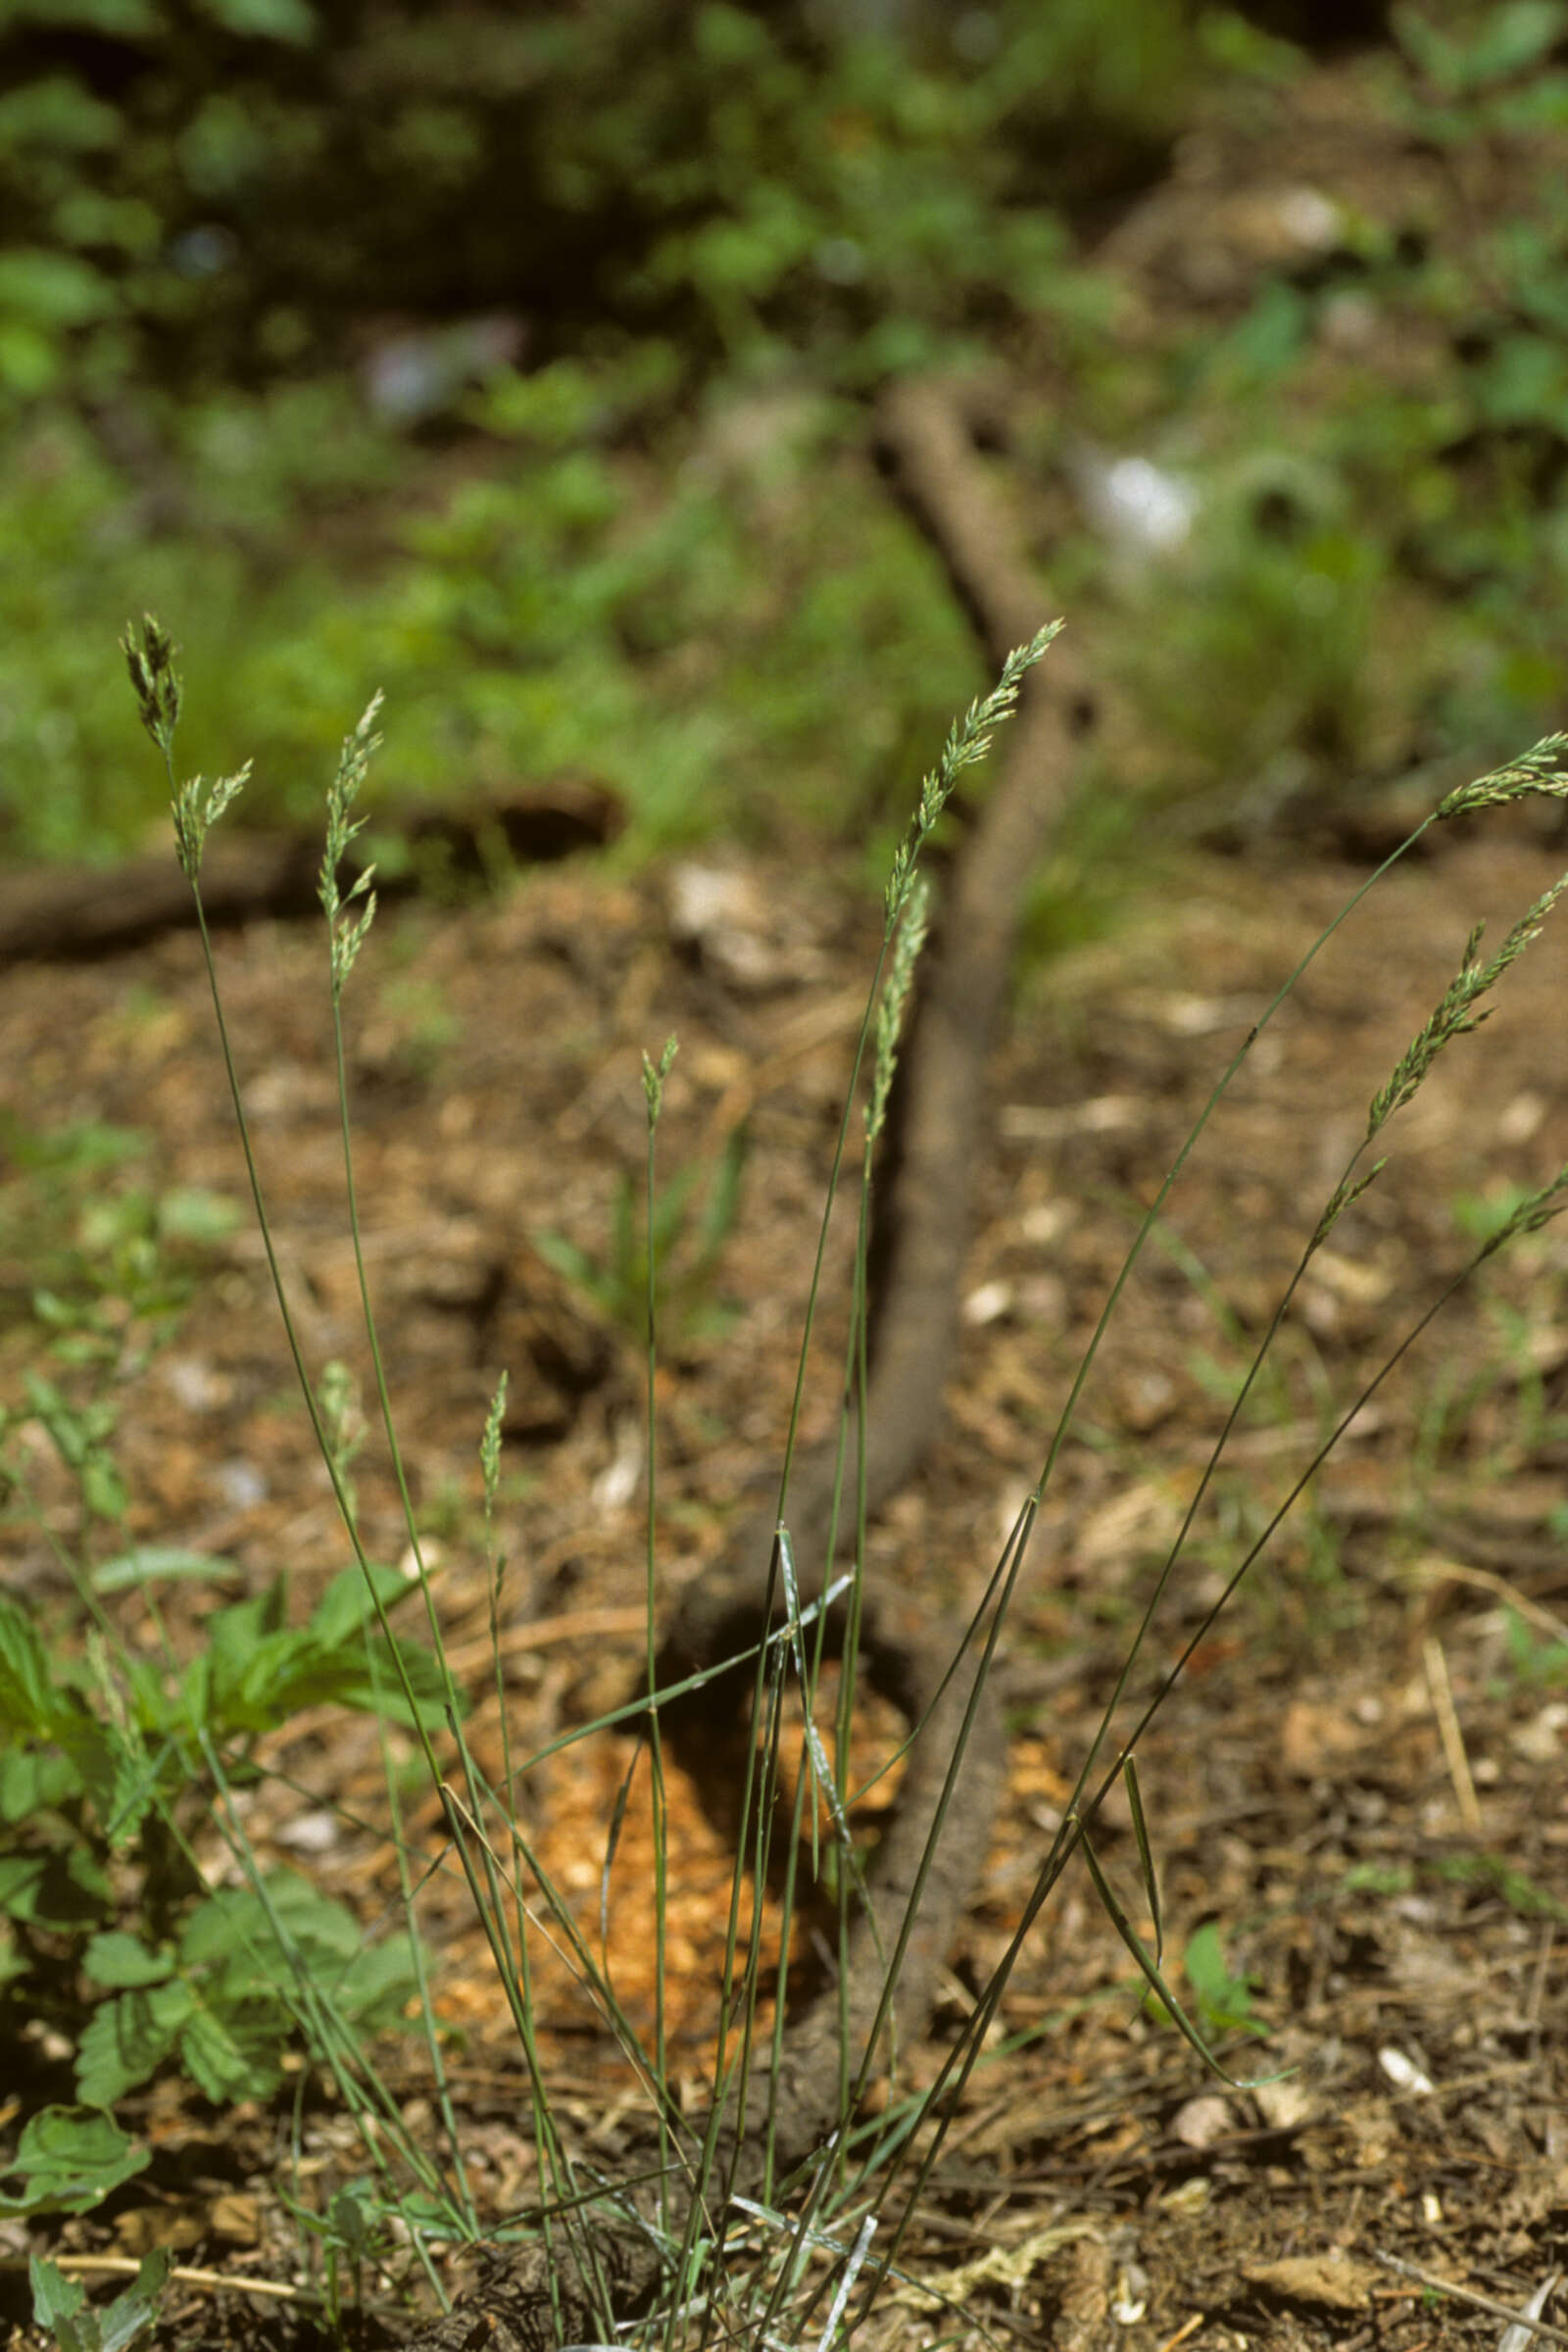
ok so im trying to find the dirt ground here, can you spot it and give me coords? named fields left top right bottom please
left=1, top=796, right=1565, bottom=2349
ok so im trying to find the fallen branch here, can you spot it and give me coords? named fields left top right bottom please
left=0, top=780, right=621, bottom=965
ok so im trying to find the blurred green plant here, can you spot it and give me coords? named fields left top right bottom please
left=1499, top=1605, right=1568, bottom=1688
left=27, top=2245, right=170, bottom=2352
left=533, top=1119, right=749, bottom=1354
left=1392, top=0, right=1568, bottom=126
left=1084, top=1, right=1568, bottom=827
left=0, top=0, right=1181, bottom=866
left=0, top=0, right=1172, bottom=411
left=0, top=378, right=980, bottom=859
left=8, top=0, right=1568, bottom=884
left=0, top=1553, right=444, bottom=2230
left=0, top=1556, right=445, bottom=1942
left=1429, top=1846, right=1568, bottom=1923
left=1346, top=1849, right=1568, bottom=1921
left=1445, top=1182, right=1568, bottom=1462
left=1179, top=1919, right=1269, bottom=2041
left=0, top=1111, right=242, bottom=1358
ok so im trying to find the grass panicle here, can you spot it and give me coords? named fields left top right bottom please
left=1367, top=870, right=1568, bottom=1141
left=866, top=872, right=929, bottom=1148
left=884, top=619, right=1060, bottom=926
left=319, top=694, right=385, bottom=1001
left=1434, top=729, right=1568, bottom=817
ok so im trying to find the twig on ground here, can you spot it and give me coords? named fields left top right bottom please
left=0, top=2254, right=319, bottom=2308
left=1371, top=2251, right=1568, bottom=2345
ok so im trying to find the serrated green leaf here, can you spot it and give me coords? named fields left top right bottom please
left=29, top=2253, right=88, bottom=2333
left=174, top=1874, right=417, bottom=2031
left=0, top=1594, right=57, bottom=1731
left=188, top=1610, right=444, bottom=1733
left=0, top=1843, right=112, bottom=1931
left=229, top=1626, right=332, bottom=1720
left=181, top=1869, right=355, bottom=1980
left=178, top=1992, right=288, bottom=2103
left=185, top=1582, right=287, bottom=1728
left=253, top=1866, right=360, bottom=1954
left=83, top=1930, right=172, bottom=1989
left=330, top=1635, right=453, bottom=1731
left=305, top=1559, right=410, bottom=1648
left=52, top=1714, right=155, bottom=1847
left=0, top=1744, right=81, bottom=1824
left=97, top=2248, right=171, bottom=2352
left=192, top=1558, right=454, bottom=1731
left=74, top=1983, right=192, bottom=2107
left=0, top=2108, right=149, bottom=2219
left=333, top=1932, right=420, bottom=2029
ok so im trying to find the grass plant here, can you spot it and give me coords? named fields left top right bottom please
left=4, top=617, right=1567, bottom=2346
left=533, top=1114, right=750, bottom=1356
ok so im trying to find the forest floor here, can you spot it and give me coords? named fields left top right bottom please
left=2, top=800, right=1565, bottom=2350
left=6, top=24, right=1568, bottom=2346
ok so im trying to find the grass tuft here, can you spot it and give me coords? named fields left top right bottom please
left=5, top=615, right=1566, bottom=2346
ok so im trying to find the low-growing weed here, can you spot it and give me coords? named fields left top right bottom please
left=1140, top=1919, right=1269, bottom=2045
left=533, top=1117, right=749, bottom=1353
left=0, top=1554, right=446, bottom=2127
left=1180, top=1919, right=1269, bottom=2043
left=1345, top=1848, right=1568, bottom=1929
left=1499, top=1605, right=1568, bottom=1690
left=27, top=2246, right=170, bottom=2352
left=0, top=1116, right=240, bottom=1364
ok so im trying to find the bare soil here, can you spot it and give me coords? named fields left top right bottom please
left=2, top=804, right=1565, bottom=2350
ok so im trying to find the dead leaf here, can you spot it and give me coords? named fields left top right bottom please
left=1245, top=2253, right=1377, bottom=2312
left=1171, top=2093, right=1234, bottom=2150
left=207, top=2192, right=262, bottom=2246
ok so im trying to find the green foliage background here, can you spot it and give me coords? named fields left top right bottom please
left=2, top=0, right=1567, bottom=875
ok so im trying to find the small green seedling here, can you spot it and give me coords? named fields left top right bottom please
left=534, top=1118, right=749, bottom=1352
left=28, top=2248, right=170, bottom=2352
